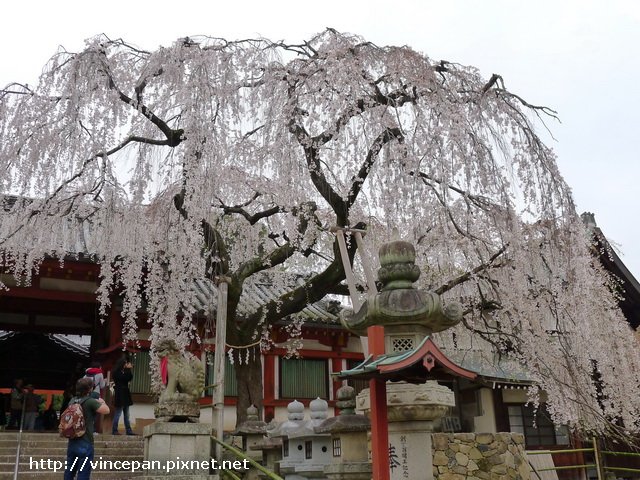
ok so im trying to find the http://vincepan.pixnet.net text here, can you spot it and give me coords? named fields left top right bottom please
left=29, top=457, right=250, bottom=474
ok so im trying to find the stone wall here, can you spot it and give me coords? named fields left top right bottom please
left=432, top=432, right=531, bottom=480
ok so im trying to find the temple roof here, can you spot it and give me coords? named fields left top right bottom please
left=443, top=348, right=534, bottom=385
left=338, top=336, right=478, bottom=382
left=338, top=336, right=534, bottom=385
left=582, top=212, right=640, bottom=329
left=0, top=330, right=89, bottom=356
left=0, top=331, right=89, bottom=389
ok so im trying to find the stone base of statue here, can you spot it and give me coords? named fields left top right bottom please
left=142, top=422, right=212, bottom=477
left=154, top=399, right=201, bottom=423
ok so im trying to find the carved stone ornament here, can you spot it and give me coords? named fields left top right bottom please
left=153, top=338, right=205, bottom=423
left=356, top=381, right=454, bottom=423
left=340, top=240, right=463, bottom=348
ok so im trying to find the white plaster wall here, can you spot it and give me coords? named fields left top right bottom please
left=346, top=336, right=365, bottom=353
left=472, top=387, right=497, bottom=433
left=501, top=389, right=528, bottom=404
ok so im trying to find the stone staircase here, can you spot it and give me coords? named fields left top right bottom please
left=0, top=432, right=144, bottom=479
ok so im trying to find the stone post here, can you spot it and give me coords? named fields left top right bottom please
left=357, top=381, right=455, bottom=480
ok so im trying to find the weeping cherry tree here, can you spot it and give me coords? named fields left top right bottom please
left=1, top=29, right=639, bottom=431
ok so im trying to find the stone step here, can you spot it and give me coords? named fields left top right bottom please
left=0, top=453, right=144, bottom=462
left=0, top=435, right=143, bottom=446
left=0, top=439, right=143, bottom=449
left=0, top=447, right=142, bottom=455
left=0, top=431, right=146, bottom=478
left=0, top=472, right=144, bottom=479
left=0, top=433, right=143, bottom=441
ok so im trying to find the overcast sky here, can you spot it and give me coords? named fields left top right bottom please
left=1, top=0, right=638, bottom=278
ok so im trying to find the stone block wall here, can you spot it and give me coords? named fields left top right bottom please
left=432, top=432, right=531, bottom=480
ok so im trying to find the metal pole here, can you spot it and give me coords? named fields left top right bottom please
left=212, top=277, right=229, bottom=477
left=13, top=393, right=26, bottom=480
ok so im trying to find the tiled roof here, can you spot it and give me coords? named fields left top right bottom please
left=0, top=330, right=89, bottom=357
left=192, top=272, right=341, bottom=324
left=443, top=348, right=534, bottom=384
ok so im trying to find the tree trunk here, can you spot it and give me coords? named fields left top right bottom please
left=233, top=347, right=263, bottom=426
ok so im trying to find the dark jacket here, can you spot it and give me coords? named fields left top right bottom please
left=113, top=367, right=133, bottom=407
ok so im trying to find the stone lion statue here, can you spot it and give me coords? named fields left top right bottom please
left=154, top=338, right=205, bottom=422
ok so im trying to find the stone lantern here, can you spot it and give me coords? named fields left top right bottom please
left=337, top=239, right=478, bottom=480
left=233, top=405, right=267, bottom=461
left=315, top=385, right=371, bottom=480
left=340, top=239, right=463, bottom=353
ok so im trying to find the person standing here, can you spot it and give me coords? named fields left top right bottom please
left=64, top=377, right=109, bottom=480
left=84, top=362, right=106, bottom=433
left=84, top=362, right=106, bottom=399
left=23, top=385, right=43, bottom=431
left=111, top=355, right=134, bottom=435
left=43, top=401, right=58, bottom=431
left=0, top=392, right=6, bottom=428
left=8, top=379, right=25, bottom=429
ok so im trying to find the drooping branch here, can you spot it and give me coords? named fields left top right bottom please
left=217, top=194, right=284, bottom=225
left=243, top=221, right=365, bottom=327
left=95, top=52, right=184, bottom=147
left=235, top=202, right=319, bottom=282
left=311, top=81, right=419, bottom=147
left=435, top=245, right=508, bottom=295
left=288, top=118, right=348, bottom=223
left=412, top=171, right=501, bottom=212
left=173, top=189, right=229, bottom=275
left=0, top=134, right=170, bottom=246
left=347, top=126, right=403, bottom=207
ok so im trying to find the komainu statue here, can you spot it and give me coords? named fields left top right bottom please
left=154, top=338, right=205, bottom=422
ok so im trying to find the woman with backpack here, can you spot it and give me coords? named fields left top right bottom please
left=111, top=354, right=134, bottom=435
left=62, top=377, right=109, bottom=480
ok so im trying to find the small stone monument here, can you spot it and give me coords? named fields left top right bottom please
left=315, top=385, right=371, bottom=480
left=143, top=338, right=210, bottom=475
left=269, top=398, right=332, bottom=480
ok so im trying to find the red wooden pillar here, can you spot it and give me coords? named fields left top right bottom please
left=263, top=354, right=276, bottom=422
left=109, top=305, right=123, bottom=347
left=368, top=325, right=390, bottom=480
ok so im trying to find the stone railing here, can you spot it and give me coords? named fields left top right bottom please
left=432, top=432, right=531, bottom=480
